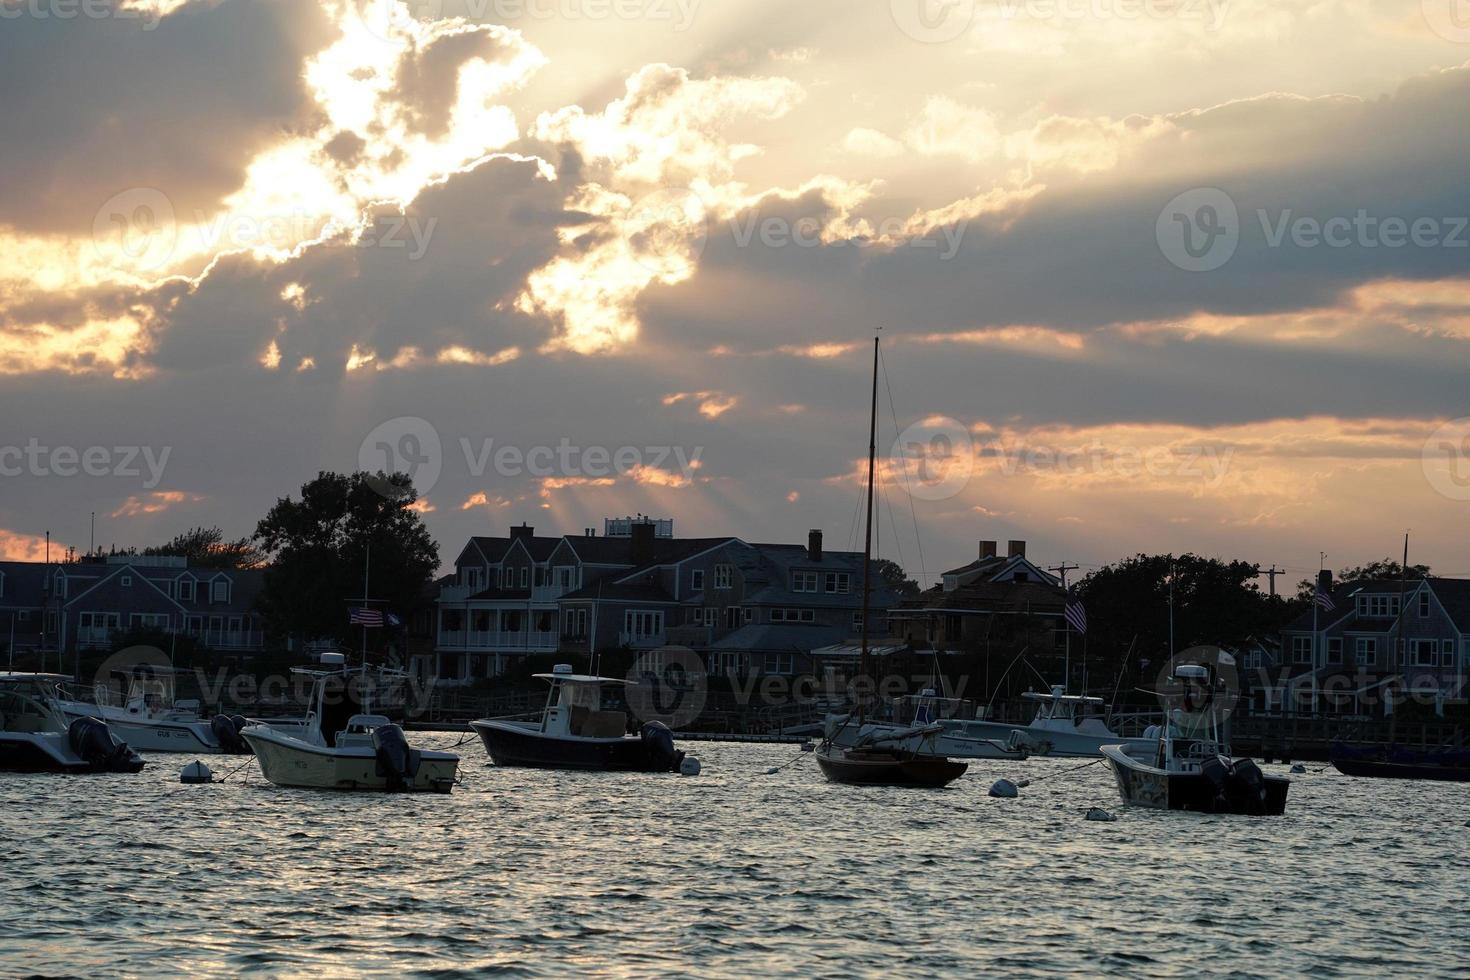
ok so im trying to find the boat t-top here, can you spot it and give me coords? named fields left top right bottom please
left=0, top=673, right=145, bottom=774
left=1101, top=659, right=1289, bottom=815
left=240, top=653, right=459, bottom=793
left=470, top=664, right=686, bottom=772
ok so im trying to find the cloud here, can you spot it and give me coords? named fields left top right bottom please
left=110, top=491, right=204, bottom=518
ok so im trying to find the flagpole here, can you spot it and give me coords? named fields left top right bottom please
left=362, top=544, right=370, bottom=664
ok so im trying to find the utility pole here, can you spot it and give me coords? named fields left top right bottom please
left=1049, top=562, right=1080, bottom=589
left=1263, top=564, right=1283, bottom=598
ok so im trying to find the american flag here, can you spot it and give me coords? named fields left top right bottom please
left=1313, top=586, right=1335, bottom=611
left=1064, top=592, right=1088, bottom=634
left=349, top=607, right=384, bottom=627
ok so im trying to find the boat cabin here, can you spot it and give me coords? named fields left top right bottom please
left=0, top=673, right=71, bottom=734
left=1022, top=686, right=1114, bottom=735
left=537, top=665, right=630, bottom=739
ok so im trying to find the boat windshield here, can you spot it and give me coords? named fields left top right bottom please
left=0, top=686, right=64, bottom=734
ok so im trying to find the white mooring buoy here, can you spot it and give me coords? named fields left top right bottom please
left=1085, top=807, right=1116, bottom=822
left=180, top=760, right=214, bottom=784
left=680, top=757, right=702, bottom=776
left=989, top=778, right=1020, bottom=798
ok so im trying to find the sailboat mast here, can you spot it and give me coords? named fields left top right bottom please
left=858, top=335, right=879, bottom=721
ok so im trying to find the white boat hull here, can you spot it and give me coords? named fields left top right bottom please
left=62, top=703, right=221, bottom=754
left=951, top=719, right=1156, bottom=759
left=241, top=728, right=458, bottom=793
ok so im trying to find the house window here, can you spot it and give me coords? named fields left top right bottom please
left=16, top=610, right=28, bottom=622
left=121, top=575, right=132, bottom=587
left=211, top=579, right=229, bottom=603
left=824, top=572, right=851, bottom=594
left=792, top=571, right=819, bottom=593
left=227, top=616, right=242, bottom=634
left=557, top=567, right=574, bottom=588
left=763, top=652, right=794, bottom=675
left=799, top=609, right=815, bottom=623
left=624, top=610, right=664, bottom=640
left=1419, top=592, right=1431, bottom=617
left=1356, top=595, right=1401, bottom=618
left=1326, top=638, right=1343, bottom=665
left=714, top=565, right=733, bottom=589
left=519, top=567, right=529, bottom=589
left=463, top=567, right=481, bottom=589
left=1408, top=639, right=1439, bottom=667
left=743, top=607, right=754, bottom=624
left=177, top=578, right=195, bottom=601
left=563, top=609, right=588, bottom=638
left=944, top=614, right=962, bottom=638
left=1290, top=636, right=1313, bottom=664
left=691, top=569, right=705, bottom=591
left=1355, top=637, right=1377, bottom=662
left=853, top=611, right=864, bottom=630
left=186, top=615, right=203, bottom=634
left=703, top=608, right=717, bottom=627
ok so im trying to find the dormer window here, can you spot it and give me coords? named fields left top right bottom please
left=1419, top=592, right=1431, bottom=617
left=177, top=577, right=196, bottom=602
left=121, top=575, right=133, bottom=587
left=211, top=579, right=229, bottom=603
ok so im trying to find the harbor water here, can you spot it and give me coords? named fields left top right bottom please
left=2, top=740, right=1467, bottom=977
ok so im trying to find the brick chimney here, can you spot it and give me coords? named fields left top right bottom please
left=509, top=523, right=534, bottom=543
left=808, top=529, right=823, bottom=562
left=979, top=540, right=998, bottom=559
left=1317, top=569, right=1333, bottom=595
left=631, top=520, right=656, bottom=565
left=1007, top=540, right=1026, bottom=558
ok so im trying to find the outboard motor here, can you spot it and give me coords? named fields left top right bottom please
left=372, top=723, right=420, bottom=792
left=210, top=715, right=250, bottom=755
left=640, top=721, right=684, bottom=772
left=1224, top=758, right=1268, bottom=814
left=1198, top=755, right=1231, bottom=811
left=67, top=717, right=143, bottom=773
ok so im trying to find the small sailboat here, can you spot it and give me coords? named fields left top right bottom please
left=240, top=654, right=458, bottom=793
left=469, top=665, right=686, bottom=772
left=814, top=336, right=967, bottom=788
left=1102, top=659, right=1289, bottom=815
left=0, top=673, right=145, bottom=774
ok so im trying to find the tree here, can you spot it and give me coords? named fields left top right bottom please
left=253, top=472, right=439, bottom=647
left=872, top=558, right=920, bottom=597
left=145, top=525, right=264, bottom=569
left=1075, top=554, right=1290, bottom=664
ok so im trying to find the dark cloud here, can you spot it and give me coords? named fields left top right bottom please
left=0, top=0, right=335, bottom=235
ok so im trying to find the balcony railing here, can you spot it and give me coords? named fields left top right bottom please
left=619, top=631, right=666, bottom=649
left=437, top=630, right=559, bottom=652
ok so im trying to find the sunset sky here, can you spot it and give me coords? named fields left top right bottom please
left=3, top=0, right=1469, bottom=585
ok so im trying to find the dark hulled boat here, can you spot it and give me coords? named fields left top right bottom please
left=1330, top=743, right=1470, bottom=781
left=811, top=335, right=967, bottom=789
left=470, top=666, right=685, bottom=773
left=0, top=673, right=145, bottom=774
left=1102, top=658, right=1289, bottom=815
left=814, top=742, right=968, bottom=787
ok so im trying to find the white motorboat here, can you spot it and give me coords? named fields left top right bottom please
left=948, top=686, right=1157, bottom=759
left=823, top=691, right=1045, bottom=760
left=0, top=673, right=145, bottom=774
left=57, top=665, right=249, bottom=755
left=240, top=654, right=458, bottom=793
left=1102, top=660, right=1289, bottom=815
left=469, top=665, right=686, bottom=772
